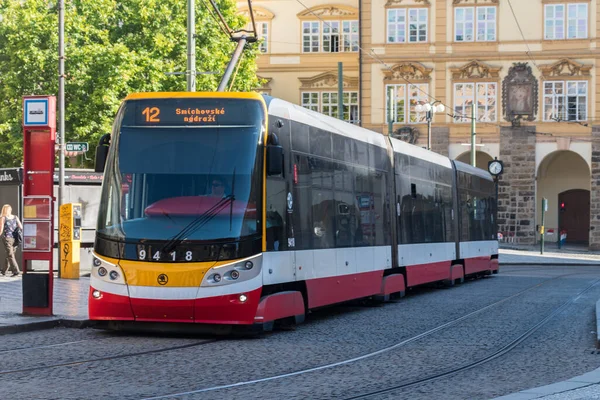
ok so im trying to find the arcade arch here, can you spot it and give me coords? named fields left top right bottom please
left=455, top=151, right=493, bottom=171
left=536, top=150, right=590, bottom=244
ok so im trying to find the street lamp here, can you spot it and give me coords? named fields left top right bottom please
left=415, top=102, right=445, bottom=151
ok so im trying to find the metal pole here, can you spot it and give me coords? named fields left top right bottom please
left=387, top=86, right=394, bottom=135
left=338, top=62, right=344, bottom=120
left=58, top=0, right=65, bottom=278
left=540, top=198, right=546, bottom=254
left=187, top=0, right=196, bottom=91
left=427, top=111, right=432, bottom=150
left=494, top=175, right=499, bottom=240
left=217, top=37, right=247, bottom=92
left=471, top=104, right=476, bottom=167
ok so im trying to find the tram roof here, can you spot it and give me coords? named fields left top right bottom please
left=453, top=159, right=494, bottom=181
left=264, top=96, right=388, bottom=149
left=389, top=136, right=453, bottom=169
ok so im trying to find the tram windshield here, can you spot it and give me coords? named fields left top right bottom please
left=97, top=98, right=264, bottom=243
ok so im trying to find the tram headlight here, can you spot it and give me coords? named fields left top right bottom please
left=201, top=255, right=262, bottom=287
left=98, top=267, right=108, bottom=277
left=93, top=257, right=102, bottom=267
left=109, top=271, right=119, bottom=281
left=92, top=290, right=101, bottom=299
left=239, top=294, right=247, bottom=302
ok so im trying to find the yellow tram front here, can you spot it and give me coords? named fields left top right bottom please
left=89, top=92, right=272, bottom=326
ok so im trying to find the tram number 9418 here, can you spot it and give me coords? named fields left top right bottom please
left=137, top=248, right=194, bottom=262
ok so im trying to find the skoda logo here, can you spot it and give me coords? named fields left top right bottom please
left=157, top=274, right=168, bottom=285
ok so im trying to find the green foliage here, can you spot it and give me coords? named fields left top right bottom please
left=0, top=0, right=260, bottom=167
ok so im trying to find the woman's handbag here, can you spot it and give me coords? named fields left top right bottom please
left=13, top=226, right=22, bottom=246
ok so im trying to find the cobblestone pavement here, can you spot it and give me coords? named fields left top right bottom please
left=0, top=265, right=599, bottom=399
left=0, top=275, right=88, bottom=328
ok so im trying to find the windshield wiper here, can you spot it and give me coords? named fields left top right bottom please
left=161, top=195, right=234, bottom=254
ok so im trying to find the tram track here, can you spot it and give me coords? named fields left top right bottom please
left=0, top=338, right=218, bottom=375
left=140, top=272, right=585, bottom=399
left=343, top=277, right=600, bottom=399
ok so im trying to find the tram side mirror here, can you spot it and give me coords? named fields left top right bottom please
left=266, top=133, right=283, bottom=176
left=94, top=134, right=111, bottom=173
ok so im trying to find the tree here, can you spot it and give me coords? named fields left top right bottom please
left=0, top=0, right=260, bottom=168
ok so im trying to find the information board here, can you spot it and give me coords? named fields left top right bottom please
left=23, top=196, right=52, bottom=220
left=23, top=221, right=51, bottom=252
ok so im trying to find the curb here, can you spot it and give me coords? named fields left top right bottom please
left=0, top=318, right=95, bottom=336
left=500, top=262, right=600, bottom=266
left=596, top=299, right=600, bottom=350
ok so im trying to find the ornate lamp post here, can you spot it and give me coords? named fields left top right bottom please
left=415, top=102, right=445, bottom=151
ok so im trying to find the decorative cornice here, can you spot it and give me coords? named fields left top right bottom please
left=383, top=62, right=433, bottom=82
left=238, top=6, right=274, bottom=20
left=451, top=60, right=501, bottom=80
left=453, top=0, right=498, bottom=4
left=539, top=58, right=592, bottom=77
left=385, top=0, right=430, bottom=7
left=299, top=72, right=359, bottom=89
left=256, top=75, right=272, bottom=89
left=297, top=5, right=358, bottom=19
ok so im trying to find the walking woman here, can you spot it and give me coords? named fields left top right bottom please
left=0, top=204, right=22, bottom=276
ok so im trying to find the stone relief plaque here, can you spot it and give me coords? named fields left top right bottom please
left=502, top=63, right=538, bottom=122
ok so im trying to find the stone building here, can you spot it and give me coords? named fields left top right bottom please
left=237, top=0, right=600, bottom=248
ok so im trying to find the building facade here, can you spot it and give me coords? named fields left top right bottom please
left=238, top=0, right=600, bottom=248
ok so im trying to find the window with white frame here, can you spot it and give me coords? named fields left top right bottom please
left=385, top=84, right=429, bottom=124
left=453, top=82, right=497, bottom=122
left=543, top=80, right=587, bottom=121
left=302, top=92, right=319, bottom=112
left=455, top=6, right=496, bottom=42
left=545, top=3, right=588, bottom=40
left=303, top=22, right=320, bottom=52
left=342, top=21, right=359, bottom=52
left=246, top=21, right=269, bottom=53
left=301, top=91, right=359, bottom=122
left=258, top=22, right=268, bottom=53
left=303, top=21, right=359, bottom=53
left=387, top=8, right=428, bottom=43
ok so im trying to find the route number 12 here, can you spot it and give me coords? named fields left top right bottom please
left=142, top=107, right=160, bottom=123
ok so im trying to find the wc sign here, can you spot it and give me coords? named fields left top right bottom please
left=23, top=98, right=49, bottom=126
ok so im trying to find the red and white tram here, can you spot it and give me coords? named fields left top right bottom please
left=89, top=92, right=498, bottom=332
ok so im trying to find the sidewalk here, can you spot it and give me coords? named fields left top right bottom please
left=0, top=274, right=90, bottom=334
left=499, top=244, right=600, bottom=265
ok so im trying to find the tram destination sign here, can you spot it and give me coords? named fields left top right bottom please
left=129, top=98, right=263, bottom=127
left=65, top=142, right=89, bottom=152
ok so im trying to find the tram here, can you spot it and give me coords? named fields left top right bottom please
left=89, top=91, right=498, bottom=331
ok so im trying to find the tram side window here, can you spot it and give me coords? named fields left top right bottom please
left=372, top=170, right=389, bottom=246
left=312, top=189, right=335, bottom=249
left=266, top=177, right=286, bottom=251
left=441, top=185, right=455, bottom=242
left=291, top=122, right=309, bottom=153
left=310, top=127, right=332, bottom=159
left=354, top=166, right=373, bottom=246
left=292, top=153, right=312, bottom=249
left=310, top=158, right=336, bottom=249
left=334, top=162, right=356, bottom=247
left=333, top=134, right=353, bottom=163
left=354, top=140, right=369, bottom=166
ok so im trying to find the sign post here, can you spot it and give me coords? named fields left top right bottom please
left=65, top=142, right=88, bottom=152
left=22, top=96, right=56, bottom=316
left=540, top=198, right=547, bottom=255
